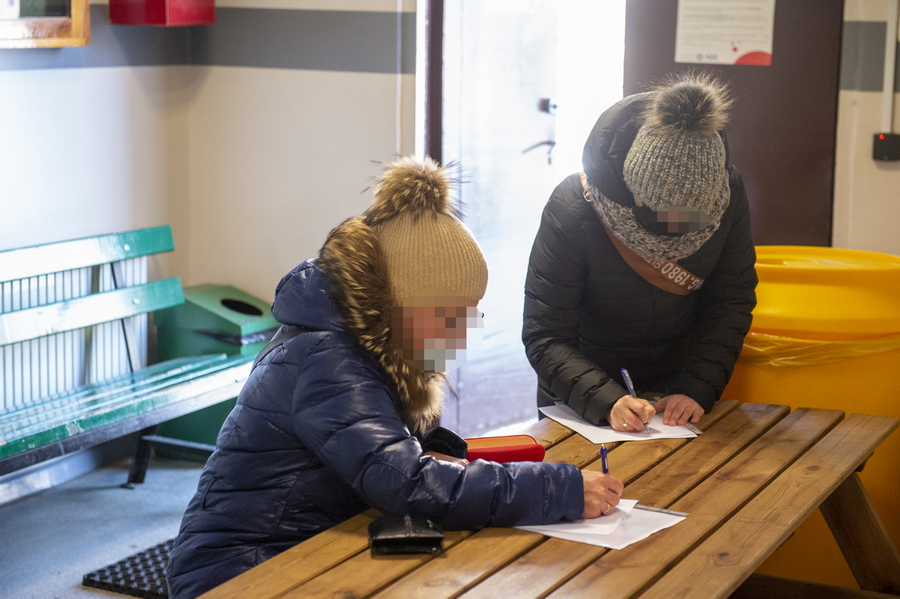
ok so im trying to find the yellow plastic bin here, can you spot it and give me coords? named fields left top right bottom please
left=723, top=246, right=900, bottom=589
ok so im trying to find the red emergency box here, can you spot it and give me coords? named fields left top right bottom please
left=109, top=0, right=214, bottom=26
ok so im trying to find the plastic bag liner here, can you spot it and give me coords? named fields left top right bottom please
left=738, top=330, right=900, bottom=367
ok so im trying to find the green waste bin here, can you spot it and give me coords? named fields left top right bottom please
left=154, top=284, right=278, bottom=460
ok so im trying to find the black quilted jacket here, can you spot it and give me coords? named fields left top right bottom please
left=523, top=94, right=758, bottom=425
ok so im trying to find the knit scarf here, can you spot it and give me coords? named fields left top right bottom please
left=584, top=174, right=729, bottom=262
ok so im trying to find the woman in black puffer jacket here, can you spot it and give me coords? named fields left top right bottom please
left=166, top=157, right=623, bottom=599
left=523, top=73, right=758, bottom=432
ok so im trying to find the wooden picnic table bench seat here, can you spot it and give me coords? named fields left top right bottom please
left=0, top=226, right=256, bottom=485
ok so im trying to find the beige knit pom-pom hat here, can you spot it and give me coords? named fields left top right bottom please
left=366, top=156, right=488, bottom=304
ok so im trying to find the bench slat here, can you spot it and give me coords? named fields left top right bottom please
left=0, top=355, right=254, bottom=462
left=0, top=355, right=239, bottom=437
left=0, top=364, right=252, bottom=475
left=0, top=226, right=175, bottom=283
left=0, top=278, right=184, bottom=345
left=0, top=226, right=262, bottom=484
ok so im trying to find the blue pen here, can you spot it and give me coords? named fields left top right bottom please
left=620, top=368, right=637, bottom=398
left=621, top=368, right=650, bottom=432
left=600, top=444, right=609, bottom=474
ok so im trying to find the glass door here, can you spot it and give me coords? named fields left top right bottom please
left=440, top=0, right=626, bottom=436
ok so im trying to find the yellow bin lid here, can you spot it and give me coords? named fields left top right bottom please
left=751, top=246, right=900, bottom=338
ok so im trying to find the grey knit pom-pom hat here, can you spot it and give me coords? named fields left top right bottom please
left=624, top=73, right=731, bottom=216
left=590, top=73, right=733, bottom=262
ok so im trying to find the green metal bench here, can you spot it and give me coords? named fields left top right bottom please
left=0, top=226, right=256, bottom=486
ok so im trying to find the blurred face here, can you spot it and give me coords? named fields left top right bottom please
left=391, top=290, right=484, bottom=372
left=633, top=195, right=712, bottom=236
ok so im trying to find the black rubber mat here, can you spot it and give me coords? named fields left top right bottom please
left=82, top=539, right=173, bottom=598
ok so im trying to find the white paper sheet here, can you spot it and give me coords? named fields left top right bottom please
left=539, top=404, right=697, bottom=444
left=517, top=502, right=686, bottom=550
left=518, top=499, right=638, bottom=537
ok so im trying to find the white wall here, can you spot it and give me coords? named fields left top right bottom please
left=179, top=0, right=417, bottom=301
left=833, top=93, right=900, bottom=255
left=833, top=0, right=900, bottom=255
left=185, top=66, right=415, bottom=301
left=0, top=65, right=193, bottom=280
left=0, top=1, right=415, bottom=303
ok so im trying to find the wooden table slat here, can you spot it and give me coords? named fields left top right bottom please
left=542, top=431, right=610, bottom=470
left=637, top=413, right=899, bottom=599
left=280, top=530, right=473, bottom=598
left=543, top=399, right=743, bottom=482
left=544, top=407, right=844, bottom=599
left=600, top=403, right=789, bottom=498
left=369, top=528, right=546, bottom=599
left=447, top=402, right=784, bottom=599
left=521, top=417, right=577, bottom=449
left=198, top=509, right=378, bottom=599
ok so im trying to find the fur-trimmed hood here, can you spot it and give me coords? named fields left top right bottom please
left=272, top=157, right=461, bottom=433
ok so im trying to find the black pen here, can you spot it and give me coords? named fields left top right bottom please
left=600, top=444, right=609, bottom=474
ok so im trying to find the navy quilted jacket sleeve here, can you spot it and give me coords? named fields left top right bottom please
left=289, top=336, right=584, bottom=528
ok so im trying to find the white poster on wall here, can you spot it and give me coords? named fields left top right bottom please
left=0, top=0, right=20, bottom=20
left=675, top=0, right=776, bottom=66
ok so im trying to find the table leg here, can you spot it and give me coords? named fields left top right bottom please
left=820, top=472, right=900, bottom=595
left=733, top=573, right=899, bottom=598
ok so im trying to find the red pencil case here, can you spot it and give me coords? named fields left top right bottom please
left=464, top=435, right=545, bottom=463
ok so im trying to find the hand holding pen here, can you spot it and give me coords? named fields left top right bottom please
left=581, top=444, right=624, bottom=519
left=607, top=368, right=656, bottom=433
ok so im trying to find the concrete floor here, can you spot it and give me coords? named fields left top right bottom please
left=0, top=456, right=204, bottom=599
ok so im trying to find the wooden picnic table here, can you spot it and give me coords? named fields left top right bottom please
left=201, top=400, right=900, bottom=599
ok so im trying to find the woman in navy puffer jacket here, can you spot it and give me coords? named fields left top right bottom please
left=166, top=157, right=623, bottom=598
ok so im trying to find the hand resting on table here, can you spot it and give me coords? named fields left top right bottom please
left=654, top=394, right=703, bottom=426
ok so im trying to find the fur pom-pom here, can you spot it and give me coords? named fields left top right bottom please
left=366, top=156, right=458, bottom=225
left=642, top=72, right=731, bottom=135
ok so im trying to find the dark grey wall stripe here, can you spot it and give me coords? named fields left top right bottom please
left=0, top=6, right=415, bottom=74
left=3, top=10, right=889, bottom=87
left=841, top=21, right=900, bottom=92
left=192, top=8, right=416, bottom=73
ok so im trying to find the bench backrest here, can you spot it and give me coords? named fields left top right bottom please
left=0, top=226, right=184, bottom=411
